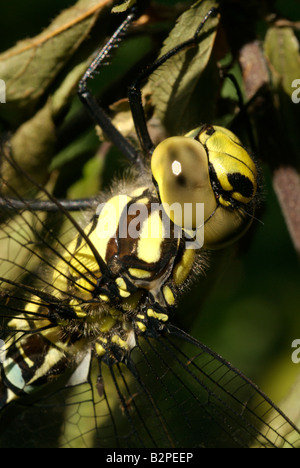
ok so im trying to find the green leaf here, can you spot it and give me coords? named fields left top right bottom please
left=264, top=26, right=300, bottom=95
left=112, top=0, right=136, bottom=13
left=67, top=154, right=104, bottom=199
left=0, top=0, right=111, bottom=127
left=0, top=0, right=117, bottom=193
left=150, top=0, right=220, bottom=135
left=264, top=25, right=300, bottom=164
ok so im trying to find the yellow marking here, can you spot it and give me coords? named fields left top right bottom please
left=8, top=306, right=58, bottom=358
left=218, top=195, right=232, bottom=207
left=9, top=313, right=37, bottom=330
left=212, top=126, right=242, bottom=144
left=173, top=249, right=195, bottom=285
left=98, top=336, right=108, bottom=344
left=115, top=277, right=131, bottom=297
left=199, top=126, right=257, bottom=187
left=119, top=289, right=131, bottom=298
left=138, top=210, right=164, bottom=263
left=27, top=347, right=66, bottom=385
left=43, top=323, right=84, bottom=353
left=11, top=308, right=66, bottom=350
left=136, top=321, right=147, bottom=332
left=5, top=389, right=18, bottom=406
left=100, top=294, right=110, bottom=302
left=131, top=186, right=148, bottom=197
left=65, top=194, right=131, bottom=282
left=24, top=299, right=47, bottom=317
left=163, top=285, right=175, bottom=306
left=136, top=314, right=145, bottom=319
left=231, top=190, right=252, bottom=204
left=94, top=194, right=131, bottom=260
left=206, top=134, right=256, bottom=179
left=69, top=299, right=86, bottom=318
left=147, top=308, right=168, bottom=322
left=17, top=342, right=35, bottom=368
left=129, top=268, right=152, bottom=279
left=116, top=277, right=127, bottom=290
left=111, top=335, right=129, bottom=350
left=95, top=342, right=106, bottom=357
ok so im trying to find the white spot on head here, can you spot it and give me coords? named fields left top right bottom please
left=172, top=160, right=182, bottom=176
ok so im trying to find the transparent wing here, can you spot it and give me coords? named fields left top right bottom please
left=0, top=154, right=300, bottom=448
left=1, top=328, right=300, bottom=448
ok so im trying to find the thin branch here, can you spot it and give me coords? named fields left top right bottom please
left=239, top=41, right=300, bottom=257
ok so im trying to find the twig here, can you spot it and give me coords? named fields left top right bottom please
left=239, top=41, right=300, bottom=257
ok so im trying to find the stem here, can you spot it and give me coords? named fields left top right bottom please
left=239, top=41, right=300, bottom=257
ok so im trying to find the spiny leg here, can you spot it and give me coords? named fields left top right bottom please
left=0, top=6, right=218, bottom=213
left=78, top=2, right=149, bottom=166
left=0, top=195, right=97, bottom=212
left=0, top=4, right=148, bottom=213
left=128, top=7, right=219, bottom=155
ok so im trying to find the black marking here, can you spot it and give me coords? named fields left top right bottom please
left=176, top=174, right=187, bottom=187
left=195, top=124, right=216, bottom=141
left=203, top=125, right=216, bottom=137
left=227, top=173, right=254, bottom=199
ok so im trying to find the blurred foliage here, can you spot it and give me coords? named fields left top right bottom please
left=0, top=0, right=300, bottom=442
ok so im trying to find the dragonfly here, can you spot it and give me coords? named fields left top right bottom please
left=0, top=0, right=299, bottom=448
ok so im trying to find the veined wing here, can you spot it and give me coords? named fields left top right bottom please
left=0, top=154, right=299, bottom=448
left=1, top=323, right=300, bottom=448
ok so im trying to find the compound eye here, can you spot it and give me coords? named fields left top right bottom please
left=151, top=136, right=217, bottom=230
left=203, top=206, right=253, bottom=249
left=199, top=125, right=258, bottom=207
